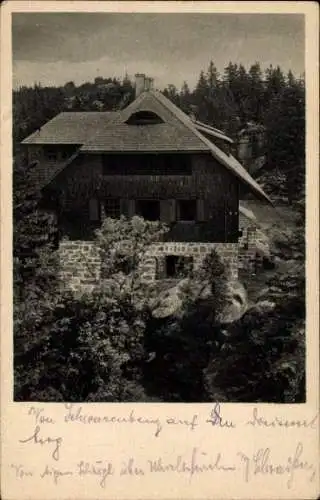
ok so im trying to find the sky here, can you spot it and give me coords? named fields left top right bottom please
left=12, top=13, right=305, bottom=90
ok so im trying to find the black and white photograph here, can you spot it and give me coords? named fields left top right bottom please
left=12, top=11, right=306, bottom=404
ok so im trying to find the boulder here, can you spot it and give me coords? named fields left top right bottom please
left=246, top=300, right=276, bottom=315
left=151, top=278, right=249, bottom=323
left=216, top=280, right=248, bottom=325
left=151, top=282, right=183, bottom=318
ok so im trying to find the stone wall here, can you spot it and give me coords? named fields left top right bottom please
left=58, top=241, right=101, bottom=292
left=238, top=213, right=271, bottom=271
left=58, top=240, right=239, bottom=292
left=238, top=212, right=257, bottom=270
left=143, top=242, right=238, bottom=281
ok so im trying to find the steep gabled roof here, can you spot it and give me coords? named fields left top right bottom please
left=81, top=91, right=209, bottom=152
left=150, top=91, right=272, bottom=204
left=21, top=90, right=271, bottom=203
left=21, top=112, right=119, bottom=145
left=80, top=123, right=208, bottom=152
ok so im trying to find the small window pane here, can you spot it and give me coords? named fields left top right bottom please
left=165, top=255, right=193, bottom=278
left=136, top=200, right=160, bottom=221
left=104, top=199, right=120, bottom=219
left=89, top=198, right=100, bottom=221
left=45, top=148, right=58, bottom=161
left=177, top=200, right=197, bottom=221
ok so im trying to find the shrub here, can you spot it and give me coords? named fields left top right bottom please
left=14, top=216, right=169, bottom=402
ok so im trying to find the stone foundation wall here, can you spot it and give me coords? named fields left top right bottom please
left=142, top=242, right=238, bottom=281
left=238, top=213, right=270, bottom=271
left=238, top=221, right=257, bottom=270
left=59, top=241, right=101, bottom=292
left=59, top=240, right=239, bottom=292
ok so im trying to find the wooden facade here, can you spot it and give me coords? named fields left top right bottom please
left=39, top=150, right=240, bottom=243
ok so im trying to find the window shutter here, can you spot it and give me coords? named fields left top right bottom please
left=160, top=199, right=176, bottom=223
left=120, top=199, right=129, bottom=217
left=197, top=199, right=205, bottom=222
left=168, top=199, right=176, bottom=223
left=88, top=198, right=100, bottom=221
left=128, top=199, right=136, bottom=218
left=160, top=200, right=170, bottom=223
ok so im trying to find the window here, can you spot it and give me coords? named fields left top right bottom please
left=177, top=200, right=197, bottom=222
left=60, top=147, right=76, bottom=160
left=165, top=256, right=193, bottom=278
left=136, top=199, right=160, bottom=221
left=102, top=154, right=192, bottom=176
left=104, top=199, right=120, bottom=219
left=88, top=198, right=100, bottom=222
left=44, top=146, right=77, bottom=161
left=126, top=110, right=164, bottom=125
left=45, top=147, right=58, bottom=161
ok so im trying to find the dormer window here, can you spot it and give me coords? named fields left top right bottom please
left=126, top=110, right=164, bottom=125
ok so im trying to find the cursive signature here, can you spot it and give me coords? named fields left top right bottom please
left=238, top=442, right=316, bottom=488
left=19, top=425, right=62, bottom=461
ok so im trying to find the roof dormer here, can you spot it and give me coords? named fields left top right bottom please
left=125, top=110, right=164, bottom=125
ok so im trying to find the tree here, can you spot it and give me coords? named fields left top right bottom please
left=206, top=61, right=219, bottom=89
left=287, top=70, right=296, bottom=87
left=204, top=199, right=306, bottom=403
left=179, top=81, right=193, bottom=115
left=264, top=83, right=305, bottom=203
left=162, top=84, right=180, bottom=107
left=247, top=62, right=264, bottom=122
left=143, top=249, right=231, bottom=402
left=263, top=64, right=286, bottom=113
left=14, top=216, right=169, bottom=402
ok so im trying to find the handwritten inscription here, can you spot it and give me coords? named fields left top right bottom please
left=246, top=407, right=319, bottom=430
left=166, top=414, right=198, bottom=432
left=10, top=404, right=318, bottom=495
left=64, top=404, right=163, bottom=437
left=28, top=406, right=55, bottom=425
left=11, top=464, right=33, bottom=479
left=120, top=458, right=145, bottom=477
left=19, top=425, right=62, bottom=461
left=77, top=460, right=114, bottom=488
left=238, top=442, right=316, bottom=489
left=11, top=441, right=316, bottom=489
left=148, top=447, right=236, bottom=480
left=206, top=403, right=235, bottom=428
left=40, top=465, right=73, bottom=485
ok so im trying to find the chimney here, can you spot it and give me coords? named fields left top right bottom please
left=135, top=74, right=154, bottom=97
left=135, top=73, right=146, bottom=98
left=145, top=77, right=154, bottom=92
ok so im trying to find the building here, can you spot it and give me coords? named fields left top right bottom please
left=21, top=74, right=272, bottom=291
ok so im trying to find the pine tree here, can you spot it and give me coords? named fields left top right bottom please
left=263, top=64, right=286, bottom=114
left=264, top=83, right=305, bottom=203
left=179, top=81, right=192, bottom=115
left=247, top=62, right=264, bottom=123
